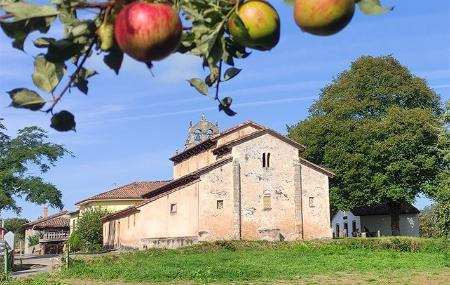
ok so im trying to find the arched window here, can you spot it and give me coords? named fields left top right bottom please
left=206, top=129, right=214, bottom=138
left=194, top=129, right=202, bottom=144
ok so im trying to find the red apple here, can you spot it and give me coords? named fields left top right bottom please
left=114, top=2, right=182, bottom=62
left=294, top=0, right=355, bottom=36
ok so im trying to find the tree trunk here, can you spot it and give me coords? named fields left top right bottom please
left=389, top=201, right=401, bottom=236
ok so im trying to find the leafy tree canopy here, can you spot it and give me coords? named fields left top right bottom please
left=3, top=217, right=29, bottom=240
left=288, top=55, right=447, bottom=235
left=0, top=119, right=71, bottom=213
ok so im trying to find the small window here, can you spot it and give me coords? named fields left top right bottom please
left=267, top=153, right=270, bottom=168
left=309, top=197, right=315, bottom=208
left=170, top=203, right=177, bottom=214
left=336, top=224, right=340, bottom=238
left=217, top=200, right=224, bottom=209
left=263, top=195, right=271, bottom=210
left=194, top=129, right=202, bottom=144
left=262, top=153, right=266, bottom=168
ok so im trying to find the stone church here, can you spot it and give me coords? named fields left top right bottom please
left=101, top=116, right=334, bottom=249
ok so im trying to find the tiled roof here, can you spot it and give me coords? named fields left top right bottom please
left=352, top=202, right=420, bottom=216
left=34, top=216, right=70, bottom=229
left=23, top=211, right=69, bottom=228
left=101, top=158, right=233, bottom=223
left=75, top=181, right=171, bottom=205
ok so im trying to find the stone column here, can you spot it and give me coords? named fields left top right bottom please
left=233, top=159, right=241, bottom=240
left=294, top=159, right=304, bottom=239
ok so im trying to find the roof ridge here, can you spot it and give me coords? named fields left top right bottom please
left=75, top=180, right=171, bottom=205
left=23, top=211, right=69, bottom=227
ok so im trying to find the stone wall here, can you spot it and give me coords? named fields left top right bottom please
left=300, top=163, right=332, bottom=239
left=197, top=162, right=234, bottom=241
left=233, top=134, right=300, bottom=241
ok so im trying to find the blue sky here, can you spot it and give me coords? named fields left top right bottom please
left=1, top=0, right=449, bottom=220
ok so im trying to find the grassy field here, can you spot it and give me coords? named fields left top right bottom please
left=5, top=238, right=450, bottom=284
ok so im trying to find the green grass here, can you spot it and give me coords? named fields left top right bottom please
left=8, top=238, right=450, bottom=284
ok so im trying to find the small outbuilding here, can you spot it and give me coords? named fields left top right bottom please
left=331, top=202, right=420, bottom=238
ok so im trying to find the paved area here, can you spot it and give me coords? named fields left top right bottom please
left=12, top=254, right=60, bottom=277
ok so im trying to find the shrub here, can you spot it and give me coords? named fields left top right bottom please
left=68, top=232, right=82, bottom=252
left=73, top=208, right=109, bottom=252
left=28, top=233, right=41, bottom=246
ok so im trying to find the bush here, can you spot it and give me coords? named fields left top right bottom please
left=73, top=208, right=109, bottom=252
left=68, top=232, right=82, bottom=252
left=28, top=233, right=41, bottom=246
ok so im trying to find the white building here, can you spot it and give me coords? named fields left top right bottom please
left=331, top=202, right=420, bottom=238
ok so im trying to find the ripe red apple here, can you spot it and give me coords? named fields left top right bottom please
left=228, top=0, right=280, bottom=51
left=294, top=0, right=355, bottom=36
left=114, top=2, right=182, bottom=62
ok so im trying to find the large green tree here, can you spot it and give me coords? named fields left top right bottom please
left=288, top=55, right=446, bottom=236
left=0, top=119, right=70, bottom=213
left=3, top=217, right=29, bottom=240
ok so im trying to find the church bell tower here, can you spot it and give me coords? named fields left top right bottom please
left=184, top=114, right=220, bottom=149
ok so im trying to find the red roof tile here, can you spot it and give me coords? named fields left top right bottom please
left=101, top=158, right=233, bottom=222
left=34, top=216, right=70, bottom=229
left=75, top=181, right=171, bottom=205
left=23, top=211, right=69, bottom=229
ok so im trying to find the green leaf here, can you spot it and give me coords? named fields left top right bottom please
left=0, top=16, right=56, bottom=50
left=1, top=2, right=58, bottom=21
left=33, top=37, right=55, bottom=48
left=188, top=78, right=209, bottom=96
left=7, top=88, right=46, bottom=111
left=103, top=43, right=123, bottom=75
left=218, top=97, right=237, bottom=116
left=0, top=0, right=19, bottom=6
left=357, top=0, right=393, bottom=16
left=45, top=39, right=84, bottom=63
left=50, top=110, right=76, bottom=132
left=32, top=56, right=65, bottom=93
left=73, top=68, right=98, bottom=94
left=224, top=67, right=241, bottom=81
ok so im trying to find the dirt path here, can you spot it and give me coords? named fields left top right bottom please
left=12, top=254, right=60, bottom=278
left=46, top=271, right=450, bottom=285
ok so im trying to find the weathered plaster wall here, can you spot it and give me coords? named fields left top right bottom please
left=103, top=183, right=200, bottom=249
left=197, top=162, right=234, bottom=241
left=173, top=125, right=260, bottom=179
left=216, top=125, right=260, bottom=147
left=173, top=150, right=216, bottom=179
left=233, top=134, right=300, bottom=241
left=360, top=214, right=419, bottom=237
left=300, top=163, right=332, bottom=239
left=79, top=200, right=143, bottom=214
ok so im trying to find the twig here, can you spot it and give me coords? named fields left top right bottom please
left=45, top=36, right=98, bottom=114
left=0, top=2, right=113, bottom=21
left=214, top=60, right=223, bottom=101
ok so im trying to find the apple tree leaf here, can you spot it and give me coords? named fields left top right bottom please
left=188, top=78, right=209, bottom=96
left=32, top=55, right=65, bottom=93
left=8, top=88, right=46, bottom=111
left=224, top=67, right=241, bottom=81
left=357, top=0, right=393, bottom=16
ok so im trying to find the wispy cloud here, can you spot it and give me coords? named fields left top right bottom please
left=86, top=95, right=317, bottom=126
